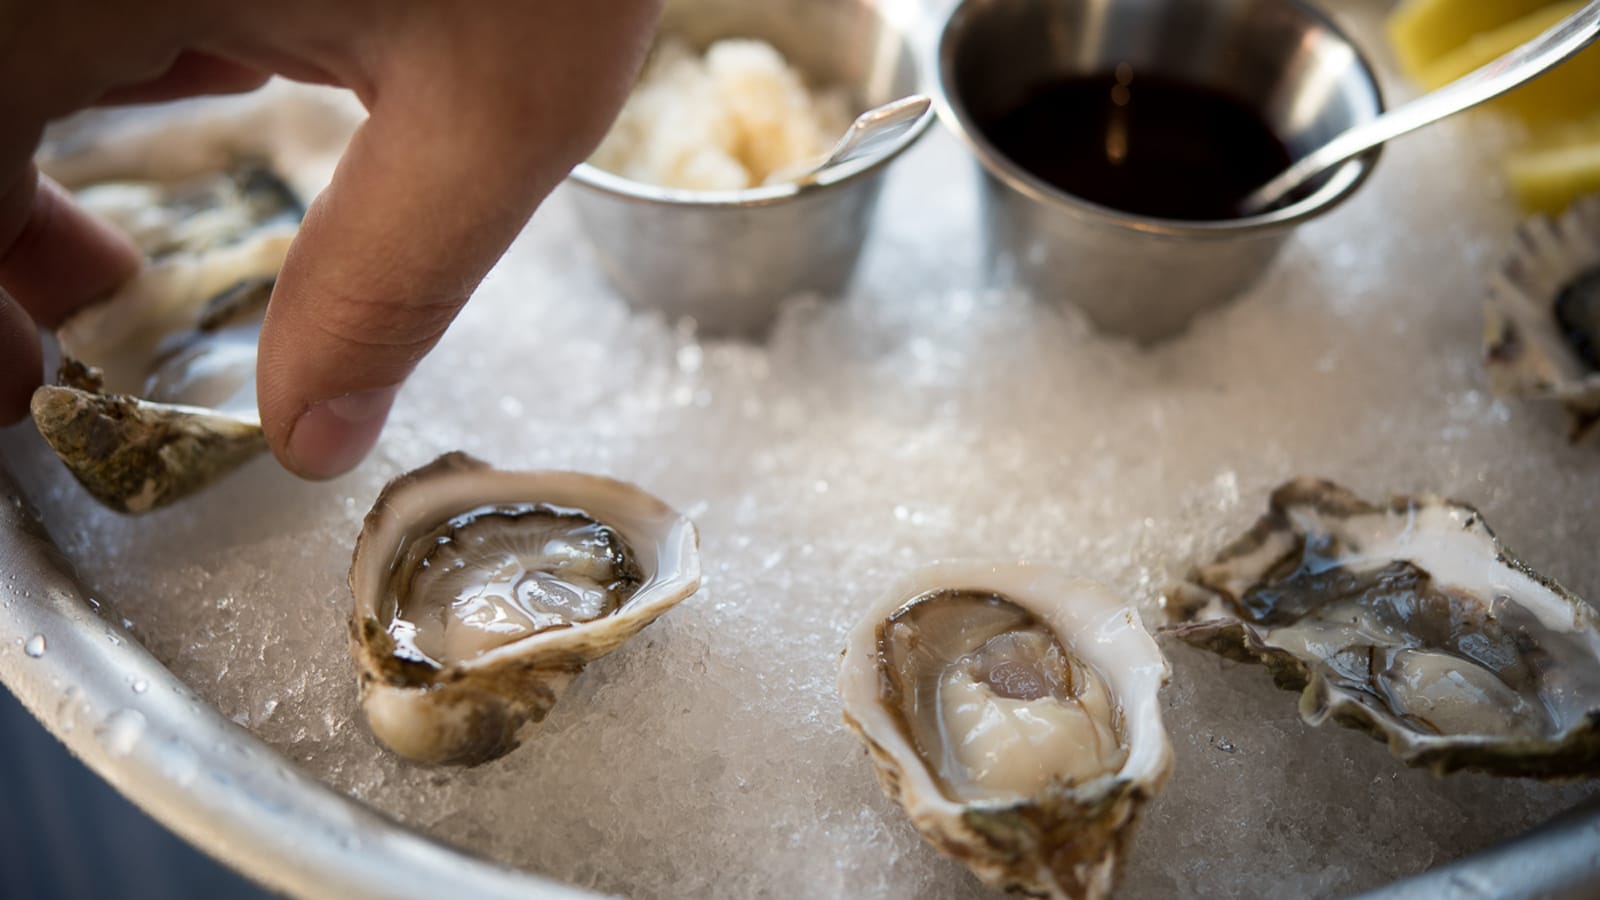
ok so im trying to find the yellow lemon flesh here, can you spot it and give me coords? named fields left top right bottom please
left=1412, top=2, right=1600, bottom=126
left=1387, top=0, right=1554, bottom=81
left=1390, top=0, right=1600, bottom=213
left=1508, top=111, right=1600, bottom=213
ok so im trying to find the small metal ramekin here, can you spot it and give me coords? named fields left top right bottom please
left=568, top=0, right=931, bottom=337
left=937, top=0, right=1385, bottom=342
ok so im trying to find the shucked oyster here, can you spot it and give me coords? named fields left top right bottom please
left=839, top=562, right=1172, bottom=900
left=348, top=453, right=701, bottom=766
left=30, top=164, right=302, bottom=513
left=1169, top=478, right=1600, bottom=777
left=74, top=163, right=303, bottom=259
left=1483, top=194, right=1600, bottom=442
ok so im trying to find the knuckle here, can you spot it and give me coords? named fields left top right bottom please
left=308, top=290, right=463, bottom=365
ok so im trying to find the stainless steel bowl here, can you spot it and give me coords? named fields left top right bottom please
left=568, top=0, right=931, bottom=337
left=937, top=0, right=1385, bottom=342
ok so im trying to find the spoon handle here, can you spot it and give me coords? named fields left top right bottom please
left=1242, top=0, right=1600, bottom=215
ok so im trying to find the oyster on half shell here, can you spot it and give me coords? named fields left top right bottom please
left=839, top=562, right=1172, bottom=900
left=1483, top=193, right=1600, bottom=442
left=1168, top=478, right=1600, bottom=777
left=30, top=164, right=302, bottom=513
left=348, top=453, right=701, bottom=766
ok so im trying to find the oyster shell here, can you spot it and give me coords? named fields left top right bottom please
left=838, top=562, right=1172, bottom=900
left=1483, top=193, right=1600, bottom=441
left=348, top=452, right=701, bottom=766
left=1168, top=478, right=1600, bottom=777
left=31, top=164, right=302, bottom=513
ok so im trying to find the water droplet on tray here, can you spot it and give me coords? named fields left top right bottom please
left=160, top=739, right=200, bottom=787
left=23, top=633, right=45, bottom=657
left=130, top=678, right=149, bottom=695
left=57, top=686, right=82, bottom=731
left=96, top=709, right=146, bottom=758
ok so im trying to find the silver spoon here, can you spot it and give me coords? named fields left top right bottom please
left=770, top=94, right=932, bottom=187
left=1241, top=0, right=1600, bottom=216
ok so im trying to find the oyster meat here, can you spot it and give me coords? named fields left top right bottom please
left=1169, top=478, right=1600, bottom=777
left=348, top=453, right=701, bottom=766
left=31, top=163, right=302, bottom=513
left=839, top=562, right=1172, bottom=900
left=1483, top=193, right=1600, bottom=441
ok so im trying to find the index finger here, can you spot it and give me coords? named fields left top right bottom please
left=252, top=1, right=659, bottom=479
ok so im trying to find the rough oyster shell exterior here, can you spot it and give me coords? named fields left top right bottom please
left=348, top=452, right=701, bottom=766
left=838, top=561, right=1172, bottom=900
left=1483, top=194, right=1600, bottom=441
left=31, top=377, right=266, bottom=516
left=31, top=170, right=298, bottom=514
left=1168, top=478, right=1600, bottom=778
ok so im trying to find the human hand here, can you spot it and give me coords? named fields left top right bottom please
left=0, top=0, right=660, bottom=478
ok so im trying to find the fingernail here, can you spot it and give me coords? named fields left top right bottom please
left=286, top=385, right=399, bottom=480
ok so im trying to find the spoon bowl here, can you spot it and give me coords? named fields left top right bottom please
left=771, top=95, right=933, bottom=187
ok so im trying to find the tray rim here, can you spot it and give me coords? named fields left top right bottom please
left=0, top=460, right=599, bottom=900
left=5, top=456, right=1599, bottom=900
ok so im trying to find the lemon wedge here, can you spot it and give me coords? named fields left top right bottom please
left=1388, top=0, right=1600, bottom=212
left=1414, top=1, right=1600, bottom=125
left=1508, top=111, right=1600, bottom=213
left=1388, top=0, right=1554, bottom=81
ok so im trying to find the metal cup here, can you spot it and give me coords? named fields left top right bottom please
left=937, top=0, right=1385, bottom=342
left=568, top=0, right=930, bottom=337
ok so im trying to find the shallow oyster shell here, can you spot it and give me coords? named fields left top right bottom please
left=31, top=167, right=300, bottom=513
left=1168, top=478, right=1600, bottom=778
left=31, top=377, right=267, bottom=516
left=1483, top=193, right=1600, bottom=441
left=838, top=561, right=1172, bottom=900
left=348, top=452, right=701, bottom=766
